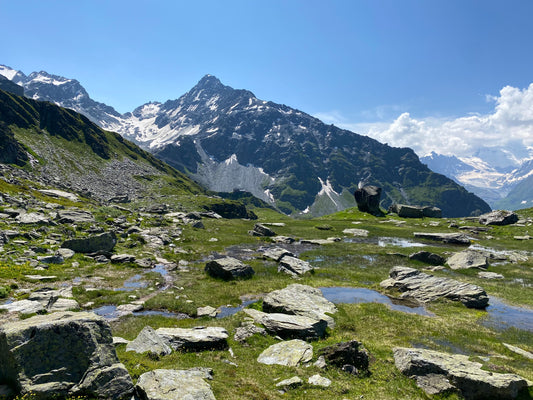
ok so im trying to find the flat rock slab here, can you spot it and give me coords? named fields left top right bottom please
left=0, top=311, right=134, bottom=399
left=62, top=231, right=117, bottom=253
left=243, top=309, right=327, bottom=340
left=127, top=326, right=172, bottom=356
left=38, top=189, right=79, bottom=202
left=342, top=228, right=369, bottom=237
left=0, top=299, right=45, bottom=314
left=205, top=257, right=255, bottom=280
left=380, top=266, right=489, bottom=309
left=262, top=247, right=295, bottom=262
left=479, top=210, right=519, bottom=226
left=278, top=255, right=314, bottom=276
left=502, top=343, right=533, bottom=360
left=409, top=251, right=446, bottom=265
left=155, top=326, right=229, bottom=352
left=56, top=209, right=95, bottom=223
left=263, top=284, right=337, bottom=328
left=413, top=232, right=471, bottom=245
left=257, top=339, right=313, bottom=367
left=394, top=347, right=529, bottom=399
left=15, top=212, right=51, bottom=225
left=447, top=250, right=489, bottom=270
left=135, top=369, right=215, bottom=400
left=249, top=223, right=276, bottom=237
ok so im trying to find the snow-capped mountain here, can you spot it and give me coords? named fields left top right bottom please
left=1, top=65, right=490, bottom=216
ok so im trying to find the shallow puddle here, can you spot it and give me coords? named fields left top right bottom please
left=320, top=287, right=434, bottom=316
left=482, top=297, right=533, bottom=332
left=343, top=236, right=428, bottom=248
left=217, top=299, right=258, bottom=318
left=92, top=304, right=188, bottom=320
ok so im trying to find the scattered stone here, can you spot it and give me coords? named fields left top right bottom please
left=62, top=231, right=117, bottom=253
left=342, top=228, right=369, bottom=237
left=300, top=238, right=336, bottom=245
left=389, top=204, right=424, bottom=218
left=37, top=254, right=64, bottom=264
left=314, top=355, right=327, bottom=369
left=38, top=189, right=79, bottom=202
left=197, top=306, right=219, bottom=317
left=47, top=298, right=80, bottom=312
left=319, top=340, right=370, bottom=375
left=354, top=185, right=382, bottom=216
left=15, top=212, right=51, bottom=225
left=24, top=274, right=57, bottom=281
left=126, top=326, right=172, bottom=356
left=135, top=369, right=215, bottom=400
left=234, top=323, right=267, bottom=343
left=56, top=209, right=95, bottom=223
left=278, top=255, right=314, bottom=276
left=0, top=311, right=134, bottom=399
left=502, top=343, right=533, bottom=360
left=478, top=271, right=504, bottom=280
left=447, top=250, right=489, bottom=270
left=262, top=247, right=295, bottom=262
left=276, top=376, right=303, bottom=391
left=56, top=248, right=75, bottom=259
left=409, top=251, right=446, bottom=265
left=413, top=232, right=471, bottom=245
left=205, top=257, right=255, bottom=280
left=155, top=326, right=229, bottom=352
left=249, top=223, right=276, bottom=237
left=479, top=210, right=519, bottom=226
left=380, top=266, right=489, bottom=309
left=263, top=284, right=337, bottom=328
left=393, top=347, right=529, bottom=399
left=0, top=299, right=45, bottom=314
left=244, top=309, right=327, bottom=340
left=514, top=235, right=532, bottom=240
left=308, top=374, right=332, bottom=387
left=113, top=337, right=130, bottom=346
left=257, top=339, right=313, bottom=367
left=111, top=254, right=136, bottom=263
left=272, top=236, right=295, bottom=244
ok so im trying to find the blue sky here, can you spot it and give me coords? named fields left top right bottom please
left=2, top=0, right=533, bottom=157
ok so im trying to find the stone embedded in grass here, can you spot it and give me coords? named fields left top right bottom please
left=257, top=339, right=313, bottom=367
left=308, top=374, right=332, bottom=387
left=205, top=257, right=255, bottom=280
left=409, top=251, right=446, bottom=265
left=243, top=309, right=327, bottom=340
left=318, top=340, right=370, bottom=376
left=56, top=209, right=95, bottom=223
left=126, top=326, right=172, bottom=356
left=342, top=228, right=369, bottom=237
left=62, top=231, right=117, bottom=253
left=15, top=212, right=51, bottom=225
left=447, top=250, right=489, bottom=270
left=380, top=266, right=489, bottom=309
left=393, top=347, right=529, bottom=399
left=0, top=299, right=45, bottom=314
left=262, top=247, right=295, bottom=262
left=276, top=376, right=303, bottom=391
left=154, top=326, right=229, bottom=352
left=135, top=369, right=215, bottom=400
left=479, top=210, right=519, bottom=226
left=278, top=255, right=313, bottom=276
left=413, top=232, right=471, bottom=245
left=248, top=223, right=276, bottom=237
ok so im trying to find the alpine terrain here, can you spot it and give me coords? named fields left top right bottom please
left=0, top=65, right=490, bottom=217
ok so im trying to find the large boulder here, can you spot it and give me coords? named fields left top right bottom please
left=389, top=204, right=424, bottom=218
left=62, top=232, right=117, bottom=253
left=394, top=347, right=529, bottom=399
left=479, top=210, right=519, bottom=226
left=249, top=223, right=276, bottom=237
left=0, top=311, right=134, bottom=399
left=447, top=250, right=489, bottom=270
left=262, top=284, right=337, bottom=328
left=135, top=369, right=215, bottom=400
left=154, top=326, right=228, bottom=352
left=354, top=185, right=382, bottom=216
left=380, top=266, right=489, bottom=309
left=257, top=339, right=313, bottom=367
left=205, top=257, right=255, bottom=280
left=278, top=255, right=314, bottom=276
left=126, top=326, right=172, bottom=356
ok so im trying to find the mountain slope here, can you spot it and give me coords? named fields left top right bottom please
left=0, top=89, right=203, bottom=203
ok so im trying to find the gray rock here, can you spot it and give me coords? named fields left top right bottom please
left=0, top=311, right=134, bottom=399
left=422, top=206, right=443, bottom=218
left=113, top=337, right=130, bottom=346
left=257, top=339, right=313, bottom=366
left=56, top=209, right=95, bottom=224
left=62, top=231, right=117, bottom=253
left=479, top=210, right=519, bottom=226
left=47, top=298, right=80, bottom=312
left=155, top=326, right=229, bottom=352
left=262, top=284, right=337, bottom=328
left=318, top=340, right=370, bottom=375
left=197, top=306, right=219, bottom=317
left=126, top=326, right=172, bottom=356
left=135, top=369, right=215, bottom=400
left=342, top=228, right=370, bottom=237
left=262, top=247, right=295, bottom=262
left=447, top=250, right=489, bottom=270
left=478, top=271, right=504, bottom=280
left=354, top=185, right=382, bottom=216
left=15, top=212, right=51, bottom=225
left=276, top=376, right=303, bottom=391
left=56, top=248, right=75, bottom=259
left=308, top=374, right=331, bottom=387
left=272, top=236, right=295, bottom=244
left=205, top=257, right=255, bottom=280
left=249, top=223, right=276, bottom=237
left=502, top=343, right=533, bottom=360
left=389, top=204, right=424, bottom=218
left=233, top=324, right=267, bottom=343
left=38, top=189, right=79, bottom=202
left=409, top=251, right=446, bottom=265
left=278, top=255, right=314, bottom=276
left=37, top=254, right=64, bottom=264
left=111, top=254, right=136, bottom=263
left=393, top=347, right=529, bottom=399
left=0, top=299, right=45, bottom=314
left=380, top=266, right=489, bottom=309
left=244, top=309, right=327, bottom=340
left=413, top=232, right=471, bottom=245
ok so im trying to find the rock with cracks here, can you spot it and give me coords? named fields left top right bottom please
left=61, top=231, right=117, bottom=253
left=257, top=339, right=313, bottom=367
left=393, top=347, right=529, bottom=399
left=479, top=210, right=519, bottom=226
left=126, top=326, right=172, bottom=356
left=278, top=255, right=314, bottom=276
left=205, top=257, right=255, bottom=280
left=0, top=311, right=134, bottom=399
left=154, top=326, right=229, bottom=352
left=135, top=369, right=215, bottom=400
left=447, top=250, right=489, bottom=270
left=380, top=266, right=489, bottom=309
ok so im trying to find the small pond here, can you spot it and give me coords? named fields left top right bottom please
left=483, top=297, right=533, bottom=332
left=92, top=304, right=189, bottom=320
left=320, top=287, right=434, bottom=316
left=217, top=299, right=258, bottom=319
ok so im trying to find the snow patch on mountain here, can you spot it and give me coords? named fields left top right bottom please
left=0, top=65, right=19, bottom=81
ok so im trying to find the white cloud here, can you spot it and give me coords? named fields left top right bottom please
left=319, top=83, right=533, bottom=160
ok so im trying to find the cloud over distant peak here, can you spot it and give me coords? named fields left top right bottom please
left=318, top=83, right=533, bottom=160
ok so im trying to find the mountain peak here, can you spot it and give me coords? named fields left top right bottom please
left=196, top=74, right=224, bottom=89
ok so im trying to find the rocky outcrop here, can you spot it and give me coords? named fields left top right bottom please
left=204, top=257, right=255, bottom=280
left=154, top=326, right=229, bottom=352
left=447, top=250, right=489, bottom=270
left=135, top=369, right=215, bottom=400
left=393, top=347, right=529, bottom=399
left=257, top=339, right=313, bottom=367
left=62, top=231, right=117, bottom=253
left=479, top=210, right=519, bottom=226
left=262, top=284, right=337, bottom=328
left=354, top=185, right=382, bottom=216
left=413, top=232, right=471, bottom=245
left=380, top=266, right=489, bottom=309
left=0, top=311, right=134, bottom=399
